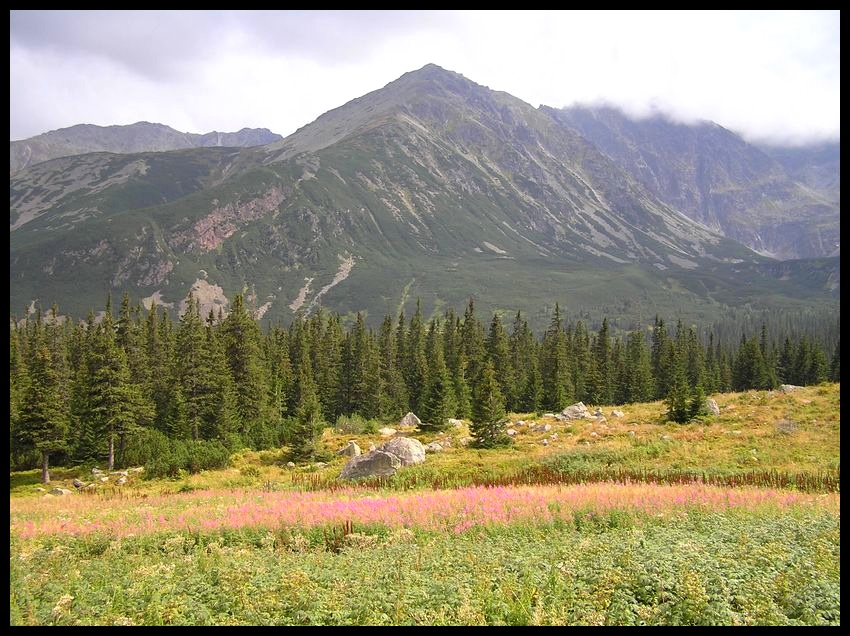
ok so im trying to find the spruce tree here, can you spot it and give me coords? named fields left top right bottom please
left=471, top=360, right=510, bottom=448
left=664, top=344, right=691, bottom=424
left=419, top=335, right=453, bottom=431
left=829, top=339, right=840, bottom=382
left=290, top=355, right=324, bottom=461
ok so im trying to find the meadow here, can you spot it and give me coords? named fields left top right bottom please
left=9, top=384, right=840, bottom=625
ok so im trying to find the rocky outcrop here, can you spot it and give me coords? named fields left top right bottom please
left=706, top=398, right=720, bottom=416
left=339, top=450, right=401, bottom=479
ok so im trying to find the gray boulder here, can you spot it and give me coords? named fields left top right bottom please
left=611, top=410, right=625, bottom=418
left=340, top=450, right=401, bottom=479
left=424, top=441, right=444, bottom=453
left=338, top=441, right=362, bottom=457
left=380, top=437, right=426, bottom=466
left=116, top=476, right=127, bottom=485
left=378, top=427, right=397, bottom=437
left=447, top=418, right=464, bottom=428
left=91, top=467, right=103, bottom=475
left=73, top=479, right=86, bottom=489
left=534, top=423, right=552, bottom=433
left=561, top=402, right=592, bottom=420
left=705, top=398, right=721, bottom=416
left=506, top=428, right=518, bottom=437
left=399, top=412, right=422, bottom=428
left=50, top=487, right=73, bottom=496
left=779, top=384, right=802, bottom=393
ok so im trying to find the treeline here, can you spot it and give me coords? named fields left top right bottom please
left=9, top=295, right=840, bottom=481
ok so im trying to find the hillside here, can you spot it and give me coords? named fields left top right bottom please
left=549, top=105, right=840, bottom=260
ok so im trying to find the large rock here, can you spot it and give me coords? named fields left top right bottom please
left=561, top=402, right=592, bottom=420
left=705, top=398, right=720, bottom=416
left=378, top=427, right=397, bottom=437
left=338, top=441, right=362, bottom=457
left=447, top=418, right=464, bottom=428
left=379, top=437, right=426, bottom=466
left=73, top=479, right=86, bottom=489
left=340, top=450, right=401, bottom=479
left=399, top=412, right=422, bottom=428
left=779, top=384, right=802, bottom=393
left=49, top=487, right=73, bottom=496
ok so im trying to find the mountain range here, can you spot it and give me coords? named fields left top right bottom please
left=9, top=64, right=840, bottom=328
left=10, top=122, right=282, bottom=175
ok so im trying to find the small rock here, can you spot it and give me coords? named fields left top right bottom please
left=705, top=398, right=720, bottom=416
left=338, top=441, right=362, bottom=457
left=83, top=484, right=97, bottom=491
left=99, top=476, right=109, bottom=482
left=534, top=423, right=552, bottom=433
left=399, top=412, right=422, bottom=428
left=611, top=410, right=625, bottom=418
left=541, top=439, right=549, bottom=446
left=440, top=439, right=452, bottom=448
left=593, top=408, right=603, bottom=417
left=313, top=462, right=327, bottom=468
left=35, top=487, right=46, bottom=493
left=801, top=399, right=813, bottom=405
left=424, top=441, right=444, bottom=453
left=554, top=414, right=567, bottom=421
left=561, top=402, right=592, bottom=420
left=378, top=427, right=397, bottom=437
left=286, top=461, right=295, bottom=468
left=628, top=430, right=635, bottom=436
left=111, top=470, right=129, bottom=477
left=542, top=413, right=556, bottom=418
left=515, top=420, right=526, bottom=427
left=116, top=476, right=127, bottom=485
left=506, top=428, right=518, bottom=437
left=459, top=437, right=473, bottom=447
left=368, top=443, right=377, bottom=451
left=550, top=432, right=558, bottom=439
left=779, top=384, right=801, bottom=393
left=49, top=487, right=73, bottom=496
left=447, top=418, right=464, bottom=428
left=91, top=468, right=103, bottom=475
left=595, top=416, right=607, bottom=425
left=73, top=479, right=85, bottom=489
left=590, top=432, right=598, bottom=438
left=128, top=466, right=144, bottom=473
left=661, top=435, right=672, bottom=442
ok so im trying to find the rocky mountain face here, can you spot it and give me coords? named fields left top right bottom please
left=759, top=142, right=840, bottom=204
left=548, top=106, right=840, bottom=260
left=9, top=65, right=840, bottom=328
left=10, top=122, right=282, bottom=174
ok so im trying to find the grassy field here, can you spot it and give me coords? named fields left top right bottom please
left=9, top=384, right=840, bottom=625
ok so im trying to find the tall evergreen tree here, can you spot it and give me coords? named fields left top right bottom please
left=541, top=304, right=573, bottom=410
left=829, top=339, right=840, bottom=382
left=419, top=331, right=453, bottom=431
left=485, top=312, right=512, bottom=404
left=290, top=354, right=324, bottom=461
left=470, top=360, right=510, bottom=448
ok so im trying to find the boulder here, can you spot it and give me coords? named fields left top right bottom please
left=779, top=384, right=801, bottom=393
left=286, top=461, right=295, bottom=468
left=447, top=418, right=464, bottom=428
left=338, top=441, right=362, bottom=457
left=116, top=476, right=127, bottom=485
left=99, top=476, right=109, bottom=482
left=50, top=487, right=73, bottom=496
left=534, top=423, right=552, bottom=433
left=561, top=402, right=592, bottom=420
left=399, top=412, right=422, bottom=428
left=91, top=467, right=103, bottom=475
left=111, top=470, right=129, bottom=477
left=379, top=437, right=426, bottom=466
left=514, top=420, right=526, bottom=427
left=83, top=484, right=97, bottom=491
left=541, top=438, right=549, bottom=446
left=611, top=410, right=625, bottom=418
left=506, top=428, right=518, bottom=437
left=424, top=441, right=444, bottom=453
left=590, top=432, right=598, bottom=438
left=593, top=408, right=604, bottom=417
left=73, top=479, right=85, bottom=489
left=705, top=398, right=720, bottom=416
left=459, top=436, right=473, bottom=447
left=661, top=435, right=672, bottom=442
left=378, top=427, right=397, bottom=437
left=340, top=450, right=401, bottom=479
left=550, top=432, right=558, bottom=439
left=34, top=487, right=46, bottom=493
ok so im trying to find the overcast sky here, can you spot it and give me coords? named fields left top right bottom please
left=10, top=10, right=840, bottom=146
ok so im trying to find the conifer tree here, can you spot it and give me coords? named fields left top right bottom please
left=419, top=332, right=453, bottom=431
left=404, top=301, right=428, bottom=413
left=471, top=360, right=510, bottom=448
left=541, top=304, right=572, bottom=410
left=290, top=355, right=324, bottom=461
left=378, top=315, right=408, bottom=418
left=485, top=312, right=512, bottom=404
left=829, top=339, right=840, bottom=382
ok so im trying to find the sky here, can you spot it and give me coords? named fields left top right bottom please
left=9, top=10, right=840, bottom=146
